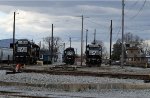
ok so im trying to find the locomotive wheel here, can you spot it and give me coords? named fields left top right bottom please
left=97, top=63, right=101, bottom=67
left=88, top=64, right=92, bottom=67
left=86, top=63, right=91, bottom=67
left=70, top=63, right=74, bottom=65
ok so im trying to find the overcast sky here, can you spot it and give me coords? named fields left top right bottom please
left=0, top=0, right=149, bottom=54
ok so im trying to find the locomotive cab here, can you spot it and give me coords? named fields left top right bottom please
left=63, top=47, right=75, bottom=65
left=86, top=44, right=102, bottom=67
left=15, top=39, right=40, bottom=64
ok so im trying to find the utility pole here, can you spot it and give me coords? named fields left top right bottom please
left=77, top=15, right=88, bottom=66
left=39, top=41, right=41, bottom=48
left=13, top=12, right=15, bottom=64
left=110, top=20, right=112, bottom=65
left=94, top=29, right=96, bottom=44
left=51, top=24, right=54, bottom=64
left=76, top=48, right=77, bottom=55
left=85, top=29, right=88, bottom=53
left=81, top=15, right=84, bottom=66
left=49, top=38, right=50, bottom=52
left=63, top=43, right=65, bottom=51
left=69, top=37, right=71, bottom=48
left=121, top=0, right=125, bottom=67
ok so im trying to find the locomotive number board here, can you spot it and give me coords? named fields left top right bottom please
left=17, top=47, right=27, bottom=52
left=18, top=40, right=28, bottom=44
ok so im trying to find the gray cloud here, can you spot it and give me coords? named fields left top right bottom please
left=0, top=0, right=149, bottom=54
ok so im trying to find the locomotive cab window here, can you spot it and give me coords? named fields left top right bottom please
left=89, top=47, right=100, bottom=50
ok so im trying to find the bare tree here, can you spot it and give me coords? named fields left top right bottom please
left=43, top=36, right=61, bottom=52
left=140, top=41, right=150, bottom=55
left=124, top=32, right=143, bottom=43
left=113, top=32, right=150, bottom=60
left=41, top=36, right=61, bottom=61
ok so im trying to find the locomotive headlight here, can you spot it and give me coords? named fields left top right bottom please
left=87, top=48, right=89, bottom=51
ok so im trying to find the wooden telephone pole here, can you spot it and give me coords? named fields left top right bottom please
left=110, top=20, right=112, bottom=65
left=13, top=12, right=16, bottom=64
left=51, top=24, right=54, bottom=64
left=69, top=37, right=71, bottom=48
left=93, top=29, right=96, bottom=44
left=85, top=29, right=88, bottom=52
left=81, top=15, right=83, bottom=66
left=121, top=0, right=125, bottom=67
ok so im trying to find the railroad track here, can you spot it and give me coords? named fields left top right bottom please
left=22, top=68, right=150, bottom=80
left=0, top=91, right=92, bottom=98
left=0, top=92, right=52, bottom=98
left=1, top=65, right=150, bottom=81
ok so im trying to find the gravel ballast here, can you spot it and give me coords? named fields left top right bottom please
left=1, top=86, right=150, bottom=98
left=0, top=71, right=144, bottom=85
left=0, top=70, right=150, bottom=97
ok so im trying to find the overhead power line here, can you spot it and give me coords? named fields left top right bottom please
left=114, top=26, right=121, bottom=42
left=129, top=0, right=147, bottom=20
left=86, top=18, right=108, bottom=29
left=125, top=0, right=139, bottom=15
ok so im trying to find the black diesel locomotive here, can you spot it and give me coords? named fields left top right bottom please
left=63, top=47, right=75, bottom=65
left=15, top=39, right=40, bottom=64
left=85, top=44, right=102, bottom=67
